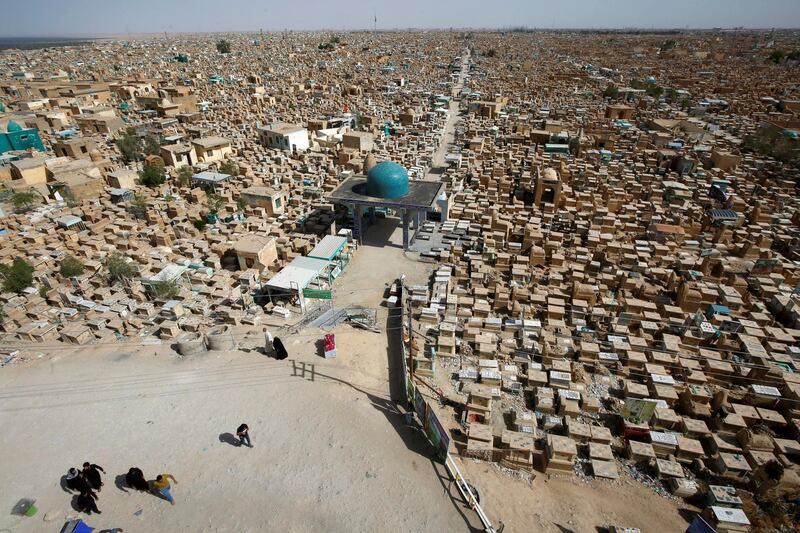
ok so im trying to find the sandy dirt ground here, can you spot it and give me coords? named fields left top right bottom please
left=459, top=458, right=693, bottom=533
left=0, top=329, right=481, bottom=533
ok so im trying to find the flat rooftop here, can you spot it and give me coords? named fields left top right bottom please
left=262, top=123, right=306, bottom=135
left=329, top=176, right=442, bottom=210
left=191, top=136, right=230, bottom=148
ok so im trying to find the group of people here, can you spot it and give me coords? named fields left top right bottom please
left=64, top=423, right=251, bottom=516
left=64, top=462, right=178, bottom=514
left=124, top=467, right=178, bottom=505
left=264, top=328, right=288, bottom=360
left=65, top=463, right=106, bottom=515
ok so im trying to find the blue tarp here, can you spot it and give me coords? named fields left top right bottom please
left=61, top=519, right=94, bottom=533
left=686, top=515, right=715, bottom=533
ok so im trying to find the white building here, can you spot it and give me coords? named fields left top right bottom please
left=258, top=123, right=309, bottom=152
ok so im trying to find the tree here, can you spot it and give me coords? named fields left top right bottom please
left=219, top=160, right=239, bottom=176
left=139, top=161, right=166, bottom=188
left=129, top=193, right=148, bottom=218
left=646, top=84, right=664, bottom=99
left=568, top=136, right=580, bottom=156
left=106, top=252, right=138, bottom=283
left=236, top=197, right=246, bottom=212
left=193, top=219, right=207, bottom=231
left=742, top=126, right=800, bottom=166
left=116, top=133, right=142, bottom=162
left=177, top=165, right=193, bottom=187
left=0, top=257, right=35, bottom=293
left=150, top=279, right=182, bottom=300
left=0, top=305, right=5, bottom=325
left=486, top=48, right=497, bottom=58
left=660, top=40, right=676, bottom=52
left=11, top=190, right=37, bottom=212
left=59, top=255, right=85, bottom=278
left=769, top=50, right=786, bottom=64
left=207, top=193, right=225, bottom=215
left=216, top=39, right=231, bottom=54
left=603, top=84, right=619, bottom=99
left=143, top=135, right=162, bottom=156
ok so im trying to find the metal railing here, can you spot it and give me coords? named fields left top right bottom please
left=444, top=453, right=502, bottom=533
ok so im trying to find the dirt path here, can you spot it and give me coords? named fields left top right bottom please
left=424, top=48, right=469, bottom=181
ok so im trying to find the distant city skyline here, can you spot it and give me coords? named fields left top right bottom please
left=1, top=0, right=799, bottom=37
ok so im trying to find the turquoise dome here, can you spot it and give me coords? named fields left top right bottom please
left=6, top=120, right=23, bottom=132
left=366, top=161, right=409, bottom=199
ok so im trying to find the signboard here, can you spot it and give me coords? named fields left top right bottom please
left=622, top=398, right=658, bottom=424
left=424, top=404, right=451, bottom=459
left=302, top=288, right=332, bottom=300
left=410, top=379, right=451, bottom=459
left=413, top=388, right=427, bottom=420
left=406, top=374, right=415, bottom=405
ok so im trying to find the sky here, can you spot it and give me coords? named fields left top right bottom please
left=1, top=0, right=799, bottom=37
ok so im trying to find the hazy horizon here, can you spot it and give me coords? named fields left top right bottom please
left=1, top=0, right=799, bottom=37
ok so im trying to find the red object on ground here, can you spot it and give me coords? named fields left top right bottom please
left=324, top=333, right=335, bottom=352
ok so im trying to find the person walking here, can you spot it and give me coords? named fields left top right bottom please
left=236, top=423, right=252, bottom=447
left=125, top=467, right=149, bottom=492
left=82, top=462, right=105, bottom=491
left=152, top=473, right=178, bottom=505
left=76, top=489, right=101, bottom=515
left=273, top=336, right=288, bottom=360
left=65, top=468, right=90, bottom=494
left=263, top=328, right=274, bottom=356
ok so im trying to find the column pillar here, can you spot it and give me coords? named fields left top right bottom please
left=354, top=205, right=363, bottom=245
left=402, top=209, right=410, bottom=250
left=369, top=207, right=376, bottom=224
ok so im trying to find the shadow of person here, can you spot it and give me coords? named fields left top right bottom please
left=70, top=494, right=81, bottom=512
left=60, top=475, right=73, bottom=494
left=114, top=474, right=129, bottom=493
left=218, top=432, right=240, bottom=447
left=315, top=339, right=326, bottom=357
